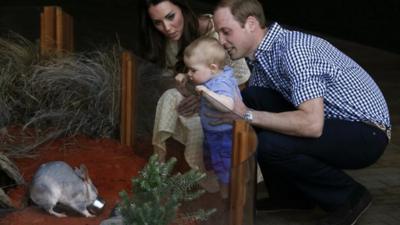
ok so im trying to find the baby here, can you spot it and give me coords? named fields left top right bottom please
left=177, top=36, right=241, bottom=198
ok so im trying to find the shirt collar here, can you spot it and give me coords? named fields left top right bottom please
left=210, top=66, right=233, bottom=80
left=222, top=65, right=233, bottom=75
left=254, top=22, right=283, bottom=58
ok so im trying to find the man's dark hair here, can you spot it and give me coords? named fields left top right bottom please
left=216, top=0, right=266, bottom=28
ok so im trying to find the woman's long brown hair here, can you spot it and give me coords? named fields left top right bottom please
left=137, top=0, right=200, bottom=73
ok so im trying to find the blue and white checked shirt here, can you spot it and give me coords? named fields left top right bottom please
left=248, top=23, right=391, bottom=128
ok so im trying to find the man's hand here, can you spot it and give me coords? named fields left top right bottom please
left=231, top=95, right=248, bottom=118
left=205, top=95, right=247, bottom=125
left=177, top=95, right=201, bottom=117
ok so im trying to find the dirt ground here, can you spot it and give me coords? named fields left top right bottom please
left=0, top=134, right=228, bottom=225
left=0, top=135, right=149, bottom=225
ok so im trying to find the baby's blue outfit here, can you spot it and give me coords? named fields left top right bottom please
left=200, top=66, right=241, bottom=184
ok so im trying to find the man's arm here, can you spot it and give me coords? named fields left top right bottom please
left=241, top=97, right=325, bottom=138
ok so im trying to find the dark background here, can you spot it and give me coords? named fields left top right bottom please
left=1, top=0, right=399, bottom=54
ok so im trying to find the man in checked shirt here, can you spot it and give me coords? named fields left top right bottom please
left=213, top=0, right=391, bottom=225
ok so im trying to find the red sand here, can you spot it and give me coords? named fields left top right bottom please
left=1, top=135, right=149, bottom=225
left=1, top=135, right=224, bottom=225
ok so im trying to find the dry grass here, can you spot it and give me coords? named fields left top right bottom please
left=0, top=32, right=39, bottom=128
left=0, top=34, right=121, bottom=158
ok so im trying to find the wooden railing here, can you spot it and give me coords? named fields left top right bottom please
left=120, top=51, right=137, bottom=147
left=40, top=6, right=74, bottom=55
left=230, top=120, right=258, bottom=225
left=40, top=6, right=137, bottom=148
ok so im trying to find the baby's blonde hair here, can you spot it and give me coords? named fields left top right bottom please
left=184, top=36, right=228, bottom=69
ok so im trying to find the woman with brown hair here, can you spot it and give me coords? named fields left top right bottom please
left=138, top=0, right=250, bottom=192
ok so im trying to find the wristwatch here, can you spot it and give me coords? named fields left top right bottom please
left=243, top=110, right=253, bottom=123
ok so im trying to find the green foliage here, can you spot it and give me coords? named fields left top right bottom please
left=118, top=154, right=216, bottom=225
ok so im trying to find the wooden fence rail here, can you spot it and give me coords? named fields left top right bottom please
left=40, top=6, right=137, bottom=147
left=230, top=120, right=257, bottom=225
left=120, top=51, right=137, bottom=147
left=40, top=6, right=73, bottom=55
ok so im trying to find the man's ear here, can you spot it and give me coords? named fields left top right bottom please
left=245, top=16, right=259, bottom=31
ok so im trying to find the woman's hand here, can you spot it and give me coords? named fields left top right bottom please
left=177, top=95, right=200, bottom=117
left=175, top=73, right=192, bottom=97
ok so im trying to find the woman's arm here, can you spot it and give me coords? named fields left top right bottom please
left=229, top=58, right=250, bottom=86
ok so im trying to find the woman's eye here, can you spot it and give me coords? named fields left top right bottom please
left=153, top=20, right=161, bottom=26
left=166, top=13, right=175, bottom=21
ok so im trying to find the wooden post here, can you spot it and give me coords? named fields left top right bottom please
left=229, top=120, right=257, bottom=225
left=120, top=51, right=137, bottom=148
left=40, top=6, right=56, bottom=55
left=56, top=7, right=63, bottom=51
left=40, top=6, right=74, bottom=55
left=120, top=53, right=128, bottom=145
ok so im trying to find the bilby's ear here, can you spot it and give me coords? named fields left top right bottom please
left=75, top=164, right=89, bottom=180
left=74, top=167, right=84, bottom=180
left=80, top=164, right=89, bottom=181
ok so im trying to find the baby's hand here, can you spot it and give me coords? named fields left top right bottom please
left=195, top=85, right=208, bottom=95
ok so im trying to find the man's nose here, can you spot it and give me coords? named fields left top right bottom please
left=218, top=34, right=227, bottom=47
